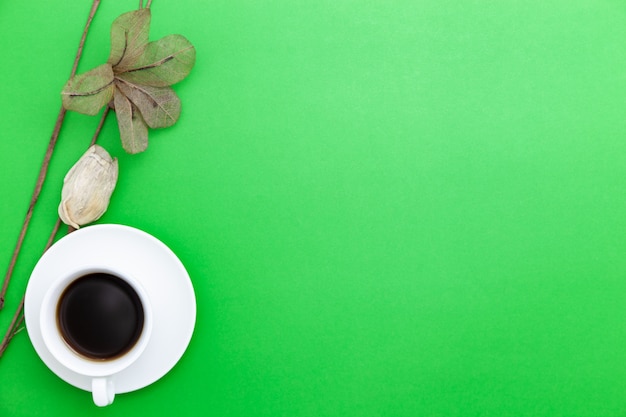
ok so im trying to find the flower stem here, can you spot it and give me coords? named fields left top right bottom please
left=0, top=0, right=102, bottom=310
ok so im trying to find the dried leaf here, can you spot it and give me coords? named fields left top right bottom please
left=61, top=64, right=115, bottom=115
left=117, top=34, right=196, bottom=87
left=62, top=8, right=196, bottom=154
left=113, top=88, right=148, bottom=153
left=108, top=9, right=151, bottom=70
left=115, top=79, right=181, bottom=128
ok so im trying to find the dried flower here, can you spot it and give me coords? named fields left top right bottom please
left=58, top=145, right=118, bottom=229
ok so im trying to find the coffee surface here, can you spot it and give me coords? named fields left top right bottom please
left=57, top=273, right=144, bottom=360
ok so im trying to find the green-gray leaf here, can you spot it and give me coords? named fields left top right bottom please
left=113, top=88, right=148, bottom=153
left=108, top=9, right=151, bottom=70
left=61, top=64, right=115, bottom=116
left=115, top=79, right=181, bottom=129
left=117, top=34, right=195, bottom=87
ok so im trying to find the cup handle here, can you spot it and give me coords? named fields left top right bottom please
left=92, top=377, right=115, bottom=407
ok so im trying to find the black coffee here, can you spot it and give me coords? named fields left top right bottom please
left=57, top=273, right=144, bottom=360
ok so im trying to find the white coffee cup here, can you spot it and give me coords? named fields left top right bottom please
left=38, top=266, right=152, bottom=407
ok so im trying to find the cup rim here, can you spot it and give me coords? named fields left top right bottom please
left=39, top=265, right=153, bottom=378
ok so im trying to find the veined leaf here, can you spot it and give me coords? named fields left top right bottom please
left=63, top=8, right=196, bottom=155
left=61, top=64, right=115, bottom=116
left=117, top=34, right=196, bottom=87
left=108, top=8, right=151, bottom=70
left=113, top=88, right=148, bottom=153
left=115, top=79, right=181, bottom=129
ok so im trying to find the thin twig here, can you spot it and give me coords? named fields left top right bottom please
left=90, top=106, right=110, bottom=147
left=70, top=0, right=102, bottom=78
left=0, top=104, right=109, bottom=358
left=146, top=0, right=153, bottom=9
left=0, top=297, right=24, bottom=357
left=46, top=218, right=63, bottom=250
left=12, top=316, right=26, bottom=336
left=0, top=107, right=65, bottom=310
left=0, top=0, right=102, bottom=310
left=0, top=218, right=60, bottom=357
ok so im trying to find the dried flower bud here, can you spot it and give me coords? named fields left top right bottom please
left=58, top=145, right=118, bottom=229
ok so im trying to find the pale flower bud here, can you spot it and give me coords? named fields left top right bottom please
left=58, top=144, right=118, bottom=229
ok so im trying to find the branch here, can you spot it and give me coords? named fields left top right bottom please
left=0, top=0, right=102, bottom=310
left=0, top=105, right=110, bottom=358
left=0, top=218, right=61, bottom=357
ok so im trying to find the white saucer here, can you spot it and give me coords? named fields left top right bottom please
left=25, top=224, right=196, bottom=395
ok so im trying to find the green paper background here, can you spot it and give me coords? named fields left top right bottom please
left=1, top=0, right=626, bottom=415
